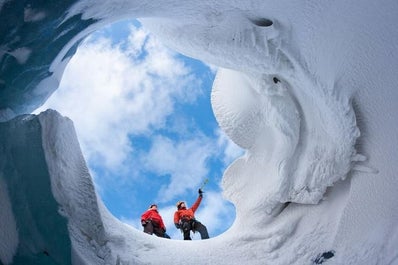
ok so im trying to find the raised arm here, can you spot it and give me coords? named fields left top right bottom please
left=191, top=193, right=203, bottom=213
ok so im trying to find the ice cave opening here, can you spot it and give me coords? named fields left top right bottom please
left=2, top=1, right=398, bottom=264
left=33, top=18, right=240, bottom=241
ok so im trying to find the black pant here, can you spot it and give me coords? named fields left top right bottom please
left=143, top=221, right=170, bottom=239
left=181, top=219, right=209, bottom=240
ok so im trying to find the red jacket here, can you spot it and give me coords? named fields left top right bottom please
left=141, top=209, right=166, bottom=230
left=174, top=196, right=202, bottom=224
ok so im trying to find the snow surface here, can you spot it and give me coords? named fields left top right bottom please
left=1, top=0, right=398, bottom=264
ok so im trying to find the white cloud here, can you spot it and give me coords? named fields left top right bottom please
left=141, top=135, right=216, bottom=202
left=125, top=26, right=147, bottom=57
left=36, top=24, right=202, bottom=174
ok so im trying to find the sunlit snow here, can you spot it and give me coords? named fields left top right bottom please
left=1, top=0, right=398, bottom=264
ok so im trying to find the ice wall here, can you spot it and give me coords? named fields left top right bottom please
left=0, top=0, right=97, bottom=116
left=0, top=109, right=343, bottom=264
left=1, top=0, right=398, bottom=264
left=0, top=112, right=71, bottom=264
left=0, top=110, right=129, bottom=264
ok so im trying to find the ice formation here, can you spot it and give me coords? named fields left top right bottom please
left=1, top=0, right=398, bottom=264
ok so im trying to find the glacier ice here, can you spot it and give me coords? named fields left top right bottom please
left=1, top=0, right=398, bottom=264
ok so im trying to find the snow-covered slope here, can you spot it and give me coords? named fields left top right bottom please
left=1, top=0, right=398, bottom=264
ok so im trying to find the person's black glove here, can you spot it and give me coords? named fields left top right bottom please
left=141, top=220, right=147, bottom=226
left=198, top=188, right=203, bottom=197
left=175, top=223, right=181, bottom=229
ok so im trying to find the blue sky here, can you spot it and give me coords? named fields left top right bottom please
left=36, top=20, right=243, bottom=239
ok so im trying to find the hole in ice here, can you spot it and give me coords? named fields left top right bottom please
left=251, top=18, right=273, bottom=27
left=312, top=250, right=335, bottom=264
left=35, top=19, right=240, bottom=240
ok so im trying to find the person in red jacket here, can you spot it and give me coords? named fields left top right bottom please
left=141, top=204, right=170, bottom=239
left=174, top=189, right=209, bottom=240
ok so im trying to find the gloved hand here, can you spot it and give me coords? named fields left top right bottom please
left=198, top=188, right=203, bottom=197
left=175, top=223, right=181, bottom=229
left=141, top=220, right=147, bottom=226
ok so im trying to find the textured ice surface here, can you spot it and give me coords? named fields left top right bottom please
left=1, top=0, right=398, bottom=264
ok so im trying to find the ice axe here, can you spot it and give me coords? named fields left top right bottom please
left=199, top=178, right=209, bottom=192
